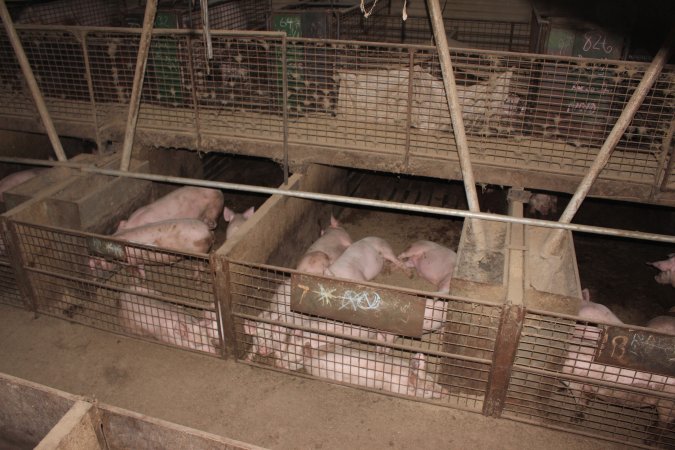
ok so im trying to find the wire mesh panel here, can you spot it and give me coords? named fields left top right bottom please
left=341, top=15, right=531, bottom=52
left=191, top=34, right=285, bottom=142
left=9, top=0, right=123, bottom=27
left=185, top=0, right=270, bottom=31
left=504, top=310, right=675, bottom=449
left=0, top=27, right=673, bottom=200
left=229, top=261, right=501, bottom=411
left=12, top=221, right=220, bottom=356
left=0, top=27, right=95, bottom=126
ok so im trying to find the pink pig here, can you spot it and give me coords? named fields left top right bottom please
left=397, top=240, right=457, bottom=293
left=0, top=168, right=45, bottom=202
left=648, top=254, right=675, bottom=288
left=646, top=307, right=675, bottom=335
left=116, top=186, right=224, bottom=232
left=223, top=206, right=255, bottom=239
left=287, top=336, right=448, bottom=400
left=90, top=219, right=214, bottom=273
left=296, top=216, right=352, bottom=275
left=325, top=236, right=410, bottom=282
left=119, top=285, right=219, bottom=353
left=562, top=296, right=674, bottom=432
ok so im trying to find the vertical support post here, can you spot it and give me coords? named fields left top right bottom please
left=211, top=254, right=237, bottom=359
left=542, top=28, right=675, bottom=256
left=426, top=0, right=484, bottom=247
left=482, top=303, right=525, bottom=417
left=402, top=48, right=414, bottom=170
left=483, top=187, right=527, bottom=417
left=2, top=220, right=38, bottom=314
left=185, top=34, right=202, bottom=149
left=656, top=119, right=675, bottom=194
left=80, top=30, right=103, bottom=153
left=0, top=0, right=67, bottom=162
left=282, top=35, right=289, bottom=184
left=119, top=0, right=158, bottom=172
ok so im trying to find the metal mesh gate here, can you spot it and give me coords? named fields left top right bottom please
left=12, top=221, right=220, bottom=356
left=504, top=309, right=675, bottom=449
left=228, top=261, right=502, bottom=410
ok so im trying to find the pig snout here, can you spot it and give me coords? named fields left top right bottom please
left=223, top=206, right=255, bottom=239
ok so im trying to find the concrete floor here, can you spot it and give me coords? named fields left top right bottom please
left=0, top=304, right=628, bottom=450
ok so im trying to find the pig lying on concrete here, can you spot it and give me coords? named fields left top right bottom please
left=561, top=290, right=674, bottom=433
left=285, top=333, right=448, bottom=400
left=648, top=254, right=675, bottom=288
left=119, top=285, right=219, bottom=353
left=222, top=206, right=255, bottom=239
left=296, top=216, right=352, bottom=275
left=117, top=186, right=224, bottom=232
left=90, top=218, right=214, bottom=273
left=325, top=236, right=410, bottom=282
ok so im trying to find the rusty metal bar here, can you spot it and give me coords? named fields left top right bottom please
left=1, top=219, right=37, bottom=313
left=657, top=120, right=675, bottom=193
left=402, top=48, right=414, bottom=170
left=426, top=0, right=484, bottom=247
left=211, top=254, right=236, bottom=359
left=282, top=35, right=289, bottom=184
left=79, top=30, right=102, bottom=153
left=1, top=157, right=675, bottom=245
left=542, top=28, right=675, bottom=256
left=185, top=34, right=202, bottom=148
left=0, top=0, right=67, bottom=162
left=119, top=0, right=157, bottom=172
left=483, top=304, right=525, bottom=417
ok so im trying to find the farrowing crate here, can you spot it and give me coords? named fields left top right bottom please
left=0, top=154, right=101, bottom=309
left=3, top=152, right=282, bottom=357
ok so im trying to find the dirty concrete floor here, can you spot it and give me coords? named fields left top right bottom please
left=0, top=305, right=628, bottom=450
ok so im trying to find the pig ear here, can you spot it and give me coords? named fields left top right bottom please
left=330, top=215, right=339, bottom=228
left=581, top=288, right=590, bottom=304
left=222, top=207, right=234, bottom=222
left=243, top=206, right=255, bottom=219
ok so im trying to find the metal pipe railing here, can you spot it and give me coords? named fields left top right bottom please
left=119, top=0, right=157, bottom=172
left=2, top=156, right=673, bottom=245
left=0, top=0, right=67, bottom=162
left=426, top=0, right=485, bottom=248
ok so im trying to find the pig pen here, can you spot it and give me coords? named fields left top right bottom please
left=216, top=164, right=574, bottom=412
left=0, top=154, right=104, bottom=310
left=2, top=150, right=283, bottom=358
left=215, top=163, right=674, bottom=448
